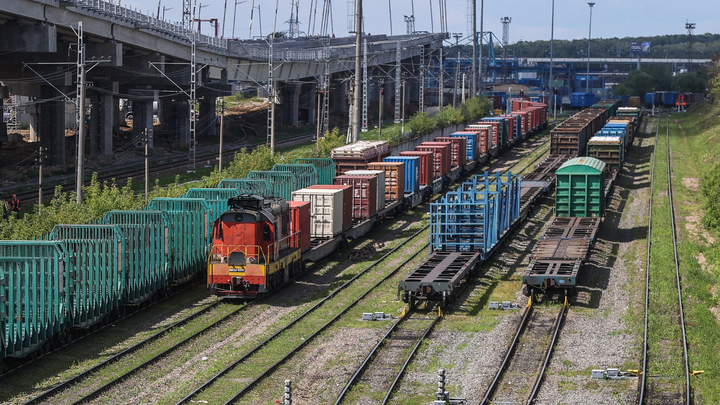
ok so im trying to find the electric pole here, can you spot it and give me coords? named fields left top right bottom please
left=378, top=78, right=384, bottom=140
left=75, top=21, right=87, bottom=204
left=352, top=0, right=362, bottom=142
left=218, top=98, right=224, bottom=175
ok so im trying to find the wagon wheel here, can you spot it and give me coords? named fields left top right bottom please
left=408, top=296, right=416, bottom=311
left=441, top=291, right=448, bottom=308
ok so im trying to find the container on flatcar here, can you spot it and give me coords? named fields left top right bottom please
left=333, top=175, right=378, bottom=219
left=272, top=164, right=319, bottom=189
left=344, top=169, right=386, bottom=210
left=587, top=136, right=624, bottom=173
left=480, top=117, right=508, bottom=147
left=571, top=92, right=595, bottom=108
left=383, top=155, right=420, bottom=194
left=292, top=188, right=345, bottom=237
left=555, top=157, right=607, bottom=218
left=367, top=161, right=405, bottom=202
left=306, top=185, right=353, bottom=231
left=435, top=136, right=467, bottom=168
left=288, top=200, right=312, bottom=251
left=415, top=143, right=449, bottom=178
left=331, top=141, right=391, bottom=175
left=247, top=171, right=298, bottom=200
left=293, top=158, right=336, bottom=185
left=628, top=96, right=641, bottom=107
left=465, top=124, right=494, bottom=155
left=420, top=140, right=452, bottom=172
left=399, top=151, right=433, bottom=186
left=449, top=132, right=478, bottom=162
left=219, top=178, right=272, bottom=197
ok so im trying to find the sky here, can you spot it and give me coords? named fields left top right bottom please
left=126, top=0, right=719, bottom=44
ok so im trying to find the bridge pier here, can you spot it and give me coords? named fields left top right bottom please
left=132, top=100, right=154, bottom=148
left=89, top=91, right=114, bottom=156
left=199, top=97, right=217, bottom=137
left=39, top=86, right=66, bottom=166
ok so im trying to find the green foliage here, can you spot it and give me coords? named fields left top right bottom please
left=316, top=127, right=345, bottom=158
left=463, top=96, right=492, bottom=121
left=613, top=84, right=632, bottom=96
left=408, top=112, right=437, bottom=136
left=701, top=161, right=720, bottom=229
left=708, top=57, right=720, bottom=104
left=672, top=73, right=706, bottom=94
left=433, top=105, right=465, bottom=128
left=623, top=70, right=654, bottom=97
left=204, top=145, right=279, bottom=187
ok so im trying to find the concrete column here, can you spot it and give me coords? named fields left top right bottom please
left=161, top=99, right=177, bottom=133
left=176, top=101, right=190, bottom=147
left=25, top=104, right=38, bottom=142
left=113, top=97, right=122, bottom=133
left=199, top=97, right=217, bottom=137
left=279, top=82, right=302, bottom=126
left=39, top=86, right=65, bottom=166
left=89, top=92, right=114, bottom=156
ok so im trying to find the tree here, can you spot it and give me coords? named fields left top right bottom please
left=672, top=72, right=705, bottom=93
left=624, top=70, right=654, bottom=97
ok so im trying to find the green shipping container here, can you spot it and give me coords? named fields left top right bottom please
left=219, top=179, right=272, bottom=196
left=102, top=210, right=170, bottom=304
left=247, top=171, right=298, bottom=200
left=0, top=241, right=69, bottom=359
left=184, top=188, right=240, bottom=221
left=272, top=164, right=318, bottom=189
left=293, top=158, right=336, bottom=185
left=555, top=157, right=607, bottom=217
left=50, top=225, right=125, bottom=328
left=146, top=198, right=211, bottom=283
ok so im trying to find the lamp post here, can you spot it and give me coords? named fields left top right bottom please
left=586, top=2, right=595, bottom=93
left=231, top=0, right=246, bottom=39
left=549, top=0, right=554, bottom=121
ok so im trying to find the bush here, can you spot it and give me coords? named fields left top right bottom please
left=434, top=105, right=465, bottom=128
left=701, top=161, right=720, bottom=229
left=316, top=127, right=345, bottom=158
left=409, top=112, right=437, bottom=136
left=463, top=96, right=493, bottom=121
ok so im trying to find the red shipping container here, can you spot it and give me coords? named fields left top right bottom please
left=415, top=144, right=448, bottom=178
left=333, top=175, right=378, bottom=219
left=435, top=137, right=467, bottom=168
left=478, top=121, right=500, bottom=149
left=499, top=116, right=515, bottom=141
left=288, top=200, right=311, bottom=252
left=399, top=150, right=433, bottom=185
left=307, top=185, right=353, bottom=231
left=419, top=141, right=452, bottom=174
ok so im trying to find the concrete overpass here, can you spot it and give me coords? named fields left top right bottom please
left=0, top=0, right=445, bottom=165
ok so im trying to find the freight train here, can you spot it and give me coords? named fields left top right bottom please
left=398, top=100, right=642, bottom=307
left=0, top=99, right=548, bottom=364
left=206, top=101, right=549, bottom=298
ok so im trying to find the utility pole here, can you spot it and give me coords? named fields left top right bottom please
left=144, top=129, right=150, bottom=201
left=454, top=51, right=460, bottom=107
left=352, top=0, right=362, bottom=142
left=322, top=59, right=330, bottom=135
left=471, top=0, right=476, bottom=98
left=36, top=146, right=46, bottom=212
left=420, top=46, right=425, bottom=113
left=361, top=39, right=368, bottom=132
left=586, top=2, right=594, bottom=93
left=218, top=98, right=224, bottom=175
left=438, top=48, right=444, bottom=107
left=549, top=0, right=555, bottom=121
left=479, top=0, right=483, bottom=94
left=394, top=42, right=401, bottom=123
left=462, top=72, right=466, bottom=103
left=315, top=78, right=322, bottom=141
left=401, top=76, right=406, bottom=133
left=75, top=21, right=87, bottom=204
left=378, top=78, right=384, bottom=140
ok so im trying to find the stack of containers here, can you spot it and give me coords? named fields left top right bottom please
left=384, top=155, right=420, bottom=195
left=272, top=164, right=319, bottom=190
left=449, top=132, right=478, bottom=162
left=288, top=201, right=311, bottom=251
left=416, top=141, right=450, bottom=177
left=333, top=175, right=378, bottom=219
left=344, top=169, right=386, bottom=210
left=291, top=184, right=352, bottom=238
left=219, top=179, right=272, bottom=197
left=247, top=171, right=299, bottom=200
left=435, top=137, right=467, bottom=168
left=367, top=161, right=405, bottom=202
left=293, top=158, right=336, bottom=185
left=399, top=150, right=433, bottom=186
left=429, top=172, right=521, bottom=259
left=331, top=141, right=391, bottom=175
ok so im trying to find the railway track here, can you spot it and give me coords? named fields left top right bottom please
left=175, top=227, right=430, bottom=405
left=334, top=312, right=440, bottom=404
left=480, top=300, right=568, bottom=405
left=638, top=117, right=692, bottom=404
left=10, top=132, right=314, bottom=205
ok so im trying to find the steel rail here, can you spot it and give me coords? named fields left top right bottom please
left=638, top=118, right=659, bottom=403
left=526, top=301, right=568, bottom=404
left=478, top=304, right=534, bottom=404
left=68, top=301, right=249, bottom=405
left=22, top=296, right=223, bottom=404
left=173, top=226, right=430, bottom=405
left=217, top=242, right=430, bottom=405
left=665, top=117, right=692, bottom=405
left=381, top=316, right=441, bottom=405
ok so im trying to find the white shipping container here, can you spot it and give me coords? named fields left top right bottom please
left=292, top=188, right=344, bottom=238
left=343, top=170, right=386, bottom=210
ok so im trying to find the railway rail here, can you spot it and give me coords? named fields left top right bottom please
left=480, top=300, right=568, bottom=405
left=176, top=226, right=430, bottom=404
left=334, top=313, right=441, bottom=404
left=638, top=117, right=691, bottom=404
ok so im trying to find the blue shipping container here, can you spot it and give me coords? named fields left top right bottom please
left=663, top=91, right=677, bottom=106
left=450, top=132, right=478, bottom=162
left=570, top=93, right=595, bottom=108
left=384, top=156, right=420, bottom=194
left=618, top=95, right=631, bottom=107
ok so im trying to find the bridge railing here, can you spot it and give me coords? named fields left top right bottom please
left=51, top=0, right=227, bottom=52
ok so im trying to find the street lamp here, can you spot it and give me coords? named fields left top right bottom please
left=231, top=0, right=246, bottom=39
left=550, top=0, right=555, bottom=121
left=586, top=2, right=595, bottom=93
